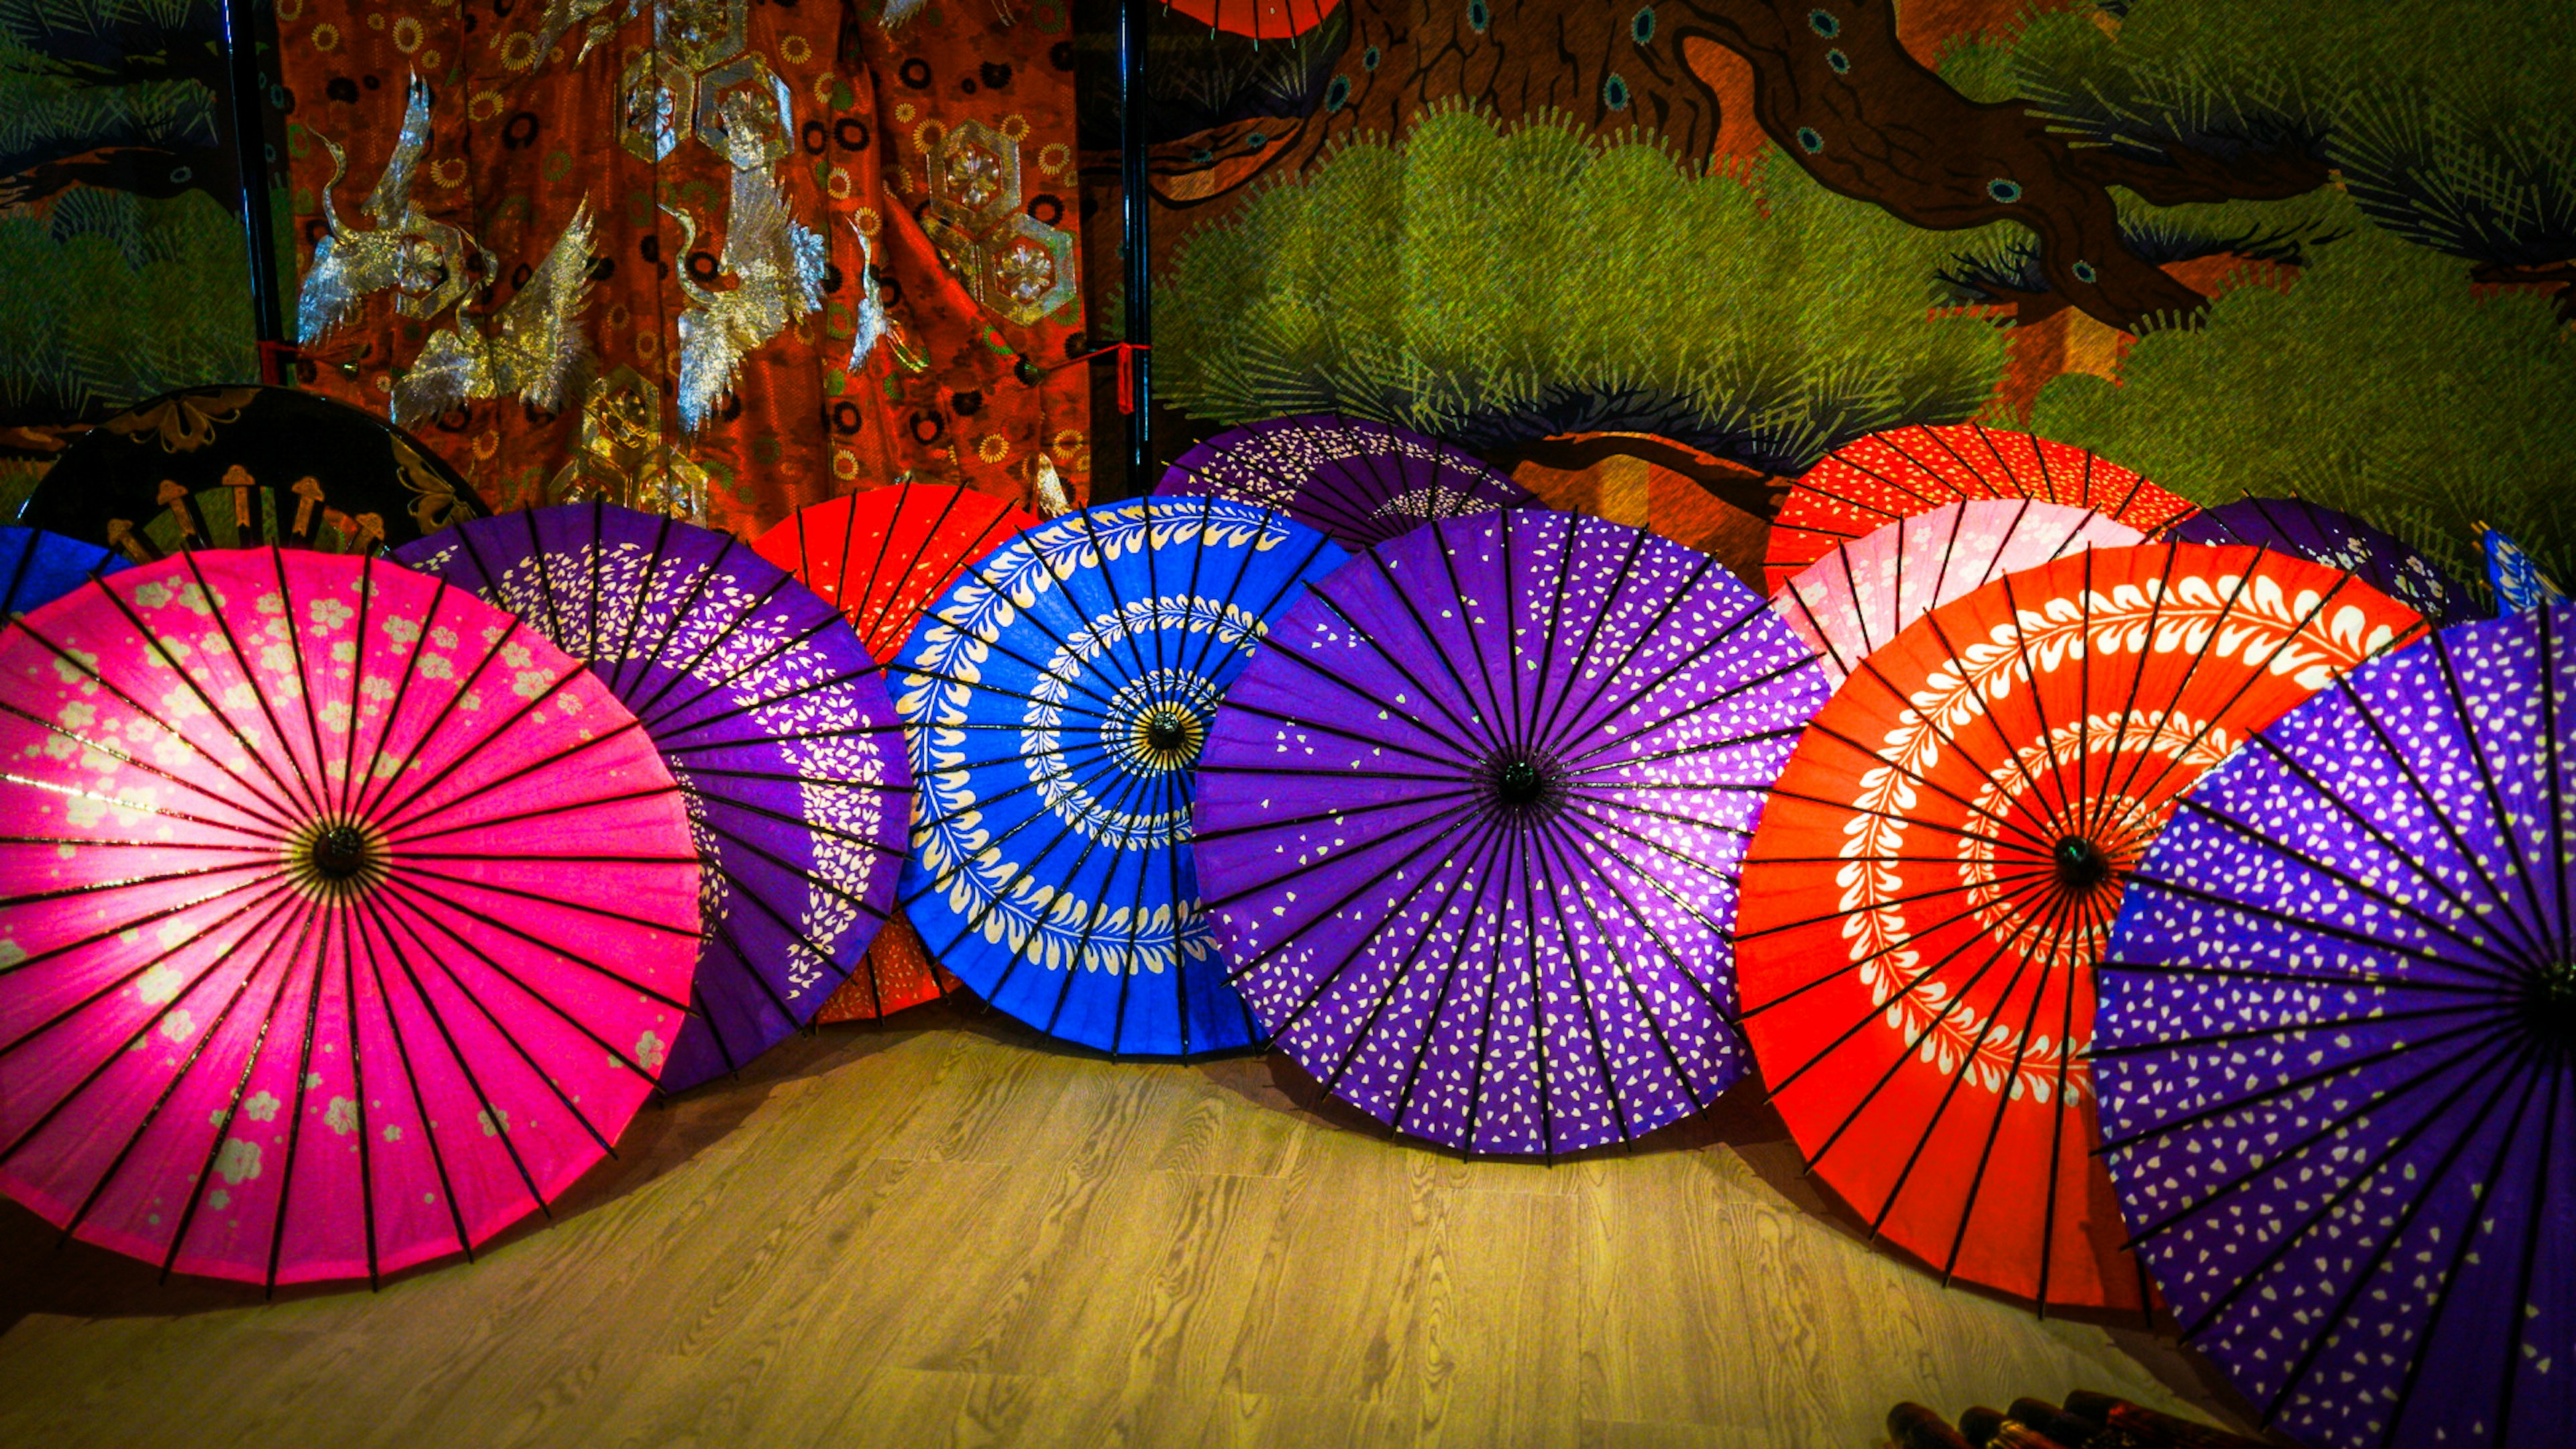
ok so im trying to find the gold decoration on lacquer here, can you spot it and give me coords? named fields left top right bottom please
left=392, top=200, right=599, bottom=425
left=297, top=75, right=495, bottom=343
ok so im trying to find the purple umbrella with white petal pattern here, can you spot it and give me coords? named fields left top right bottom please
left=1193, top=510, right=1828, bottom=1156
left=2166, top=496, right=2473, bottom=626
left=1156, top=414, right=1535, bottom=552
left=2098, top=604, right=2576, bottom=1449
left=394, top=504, right=912, bottom=1093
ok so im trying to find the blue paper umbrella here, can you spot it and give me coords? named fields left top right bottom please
left=0, top=525, right=125, bottom=616
left=894, top=497, right=1346, bottom=1055
left=2098, top=606, right=2576, bottom=1448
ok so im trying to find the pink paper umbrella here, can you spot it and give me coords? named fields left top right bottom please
left=1767, top=498, right=2145, bottom=691
left=0, top=549, right=702, bottom=1287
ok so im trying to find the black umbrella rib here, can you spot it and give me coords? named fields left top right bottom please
left=1792, top=879, right=2070, bottom=1165
left=1790, top=700, right=2062, bottom=854
left=1309, top=817, right=1520, bottom=1126
left=1101, top=767, right=1184, bottom=1057
left=1208, top=694, right=1474, bottom=774
left=2110, top=1024, right=2505, bottom=1251
left=1532, top=546, right=1733, bottom=759
left=174, top=549, right=329, bottom=819
left=1305, top=568, right=1499, bottom=758
left=0, top=883, right=301, bottom=1193
left=1551, top=655, right=1825, bottom=779
left=1448, top=810, right=1533, bottom=1159
left=2089, top=995, right=2500, bottom=1062
left=1916, top=592, right=2083, bottom=857
left=649, top=716, right=910, bottom=754
left=0, top=701, right=296, bottom=837
left=2111, top=555, right=2400, bottom=830
left=360, top=884, right=582, bottom=1209
left=1732, top=857, right=2065, bottom=955
left=343, top=617, right=524, bottom=825
left=1751, top=786, right=2024, bottom=852
left=998, top=752, right=1169, bottom=1032
left=1988, top=567, right=2089, bottom=867
left=2094, top=1013, right=2514, bottom=1155
left=391, top=863, right=704, bottom=954
left=1547, top=602, right=1804, bottom=774
left=374, top=710, right=656, bottom=840
left=890, top=663, right=1124, bottom=723
left=2057, top=544, right=2186, bottom=849
left=362, top=656, right=609, bottom=831
left=2222, top=722, right=2554, bottom=973
left=642, top=656, right=904, bottom=734
left=9, top=611, right=305, bottom=827
left=0, top=855, right=277, bottom=912
left=372, top=867, right=694, bottom=1013
left=392, top=781, right=692, bottom=848
left=328, top=906, right=380, bottom=1285
left=1746, top=859, right=2067, bottom=1077
left=630, top=600, right=888, bottom=733
left=146, top=898, right=321, bottom=1282
left=2484, top=1061, right=2565, bottom=1448
left=1243, top=792, right=1508, bottom=1049
left=2121, top=869, right=2502, bottom=985
left=1525, top=808, right=1727, bottom=1104
left=1770, top=562, right=1862, bottom=679
left=1507, top=812, right=1568, bottom=1159
left=908, top=740, right=1159, bottom=985
left=2239, top=1037, right=2542, bottom=1422
left=264, top=546, right=339, bottom=833
left=0, top=776, right=278, bottom=845
left=899, top=736, right=1148, bottom=910
left=2324, top=662, right=2559, bottom=969
left=2545, top=606, right=2573, bottom=951
left=1430, top=514, right=1518, bottom=755
left=53, top=894, right=316, bottom=1255
left=2157, top=795, right=2528, bottom=983
left=2098, top=955, right=2500, bottom=997
left=667, top=779, right=911, bottom=864
left=370, top=877, right=665, bottom=1126
left=259, top=881, right=348, bottom=1291
left=1140, top=761, right=1215, bottom=1057
left=1169, top=511, right=1342, bottom=690
left=2426, top=626, right=2560, bottom=950
left=1882, top=894, right=2079, bottom=1265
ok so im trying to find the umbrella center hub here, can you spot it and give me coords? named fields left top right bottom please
left=1145, top=714, right=1190, bottom=753
left=2051, top=835, right=2114, bottom=894
left=2527, top=959, right=2576, bottom=1042
left=290, top=818, right=390, bottom=898
left=1481, top=751, right=1562, bottom=815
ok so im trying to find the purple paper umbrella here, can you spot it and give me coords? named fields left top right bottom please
left=2098, top=605, right=2576, bottom=1449
left=394, top=504, right=912, bottom=1091
left=1193, top=510, right=1829, bottom=1155
left=2168, top=495, right=2471, bottom=625
left=1156, top=413, right=1535, bottom=551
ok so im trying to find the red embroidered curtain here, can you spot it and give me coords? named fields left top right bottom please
left=272, top=0, right=1091, bottom=536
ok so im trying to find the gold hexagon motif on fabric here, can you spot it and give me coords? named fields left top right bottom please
left=619, top=50, right=695, bottom=162
left=978, top=215, right=1076, bottom=326
left=692, top=55, right=795, bottom=168
left=654, top=0, right=746, bottom=71
left=930, top=120, right=1021, bottom=227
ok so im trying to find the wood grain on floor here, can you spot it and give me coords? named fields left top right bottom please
left=0, top=1000, right=2251, bottom=1448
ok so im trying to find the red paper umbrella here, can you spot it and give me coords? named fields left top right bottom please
left=1734, top=544, right=2426, bottom=1311
left=1164, top=0, right=1340, bottom=41
left=1762, top=424, right=2196, bottom=594
left=749, top=482, right=1036, bottom=1022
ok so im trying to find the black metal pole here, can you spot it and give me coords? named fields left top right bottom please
left=219, top=0, right=286, bottom=369
left=1116, top=0, right=1152, bottom=498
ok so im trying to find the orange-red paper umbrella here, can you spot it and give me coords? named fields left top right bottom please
left=750, top=482, right=1038, bottom=1022
left=1762, top=423, right=2196, bottom=594
left=1164, top=0, right=1339, bottom=42
left=1733, top=544, right=2426, bottom=1311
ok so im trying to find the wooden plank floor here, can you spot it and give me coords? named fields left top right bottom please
left=0, top=1001, right=2251, bottom=1448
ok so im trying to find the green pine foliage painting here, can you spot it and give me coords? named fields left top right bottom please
left=1157, top=108, right=2013, bottom=477
left=0, top=0, right=255, bottom=425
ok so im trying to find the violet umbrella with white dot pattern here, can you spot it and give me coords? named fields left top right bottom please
left=1192, top=510, right=1828, bottom=1155
left=2098, top=604, right=2576, bottom=1449
left=1155, top=413, right=1535, bottom=552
